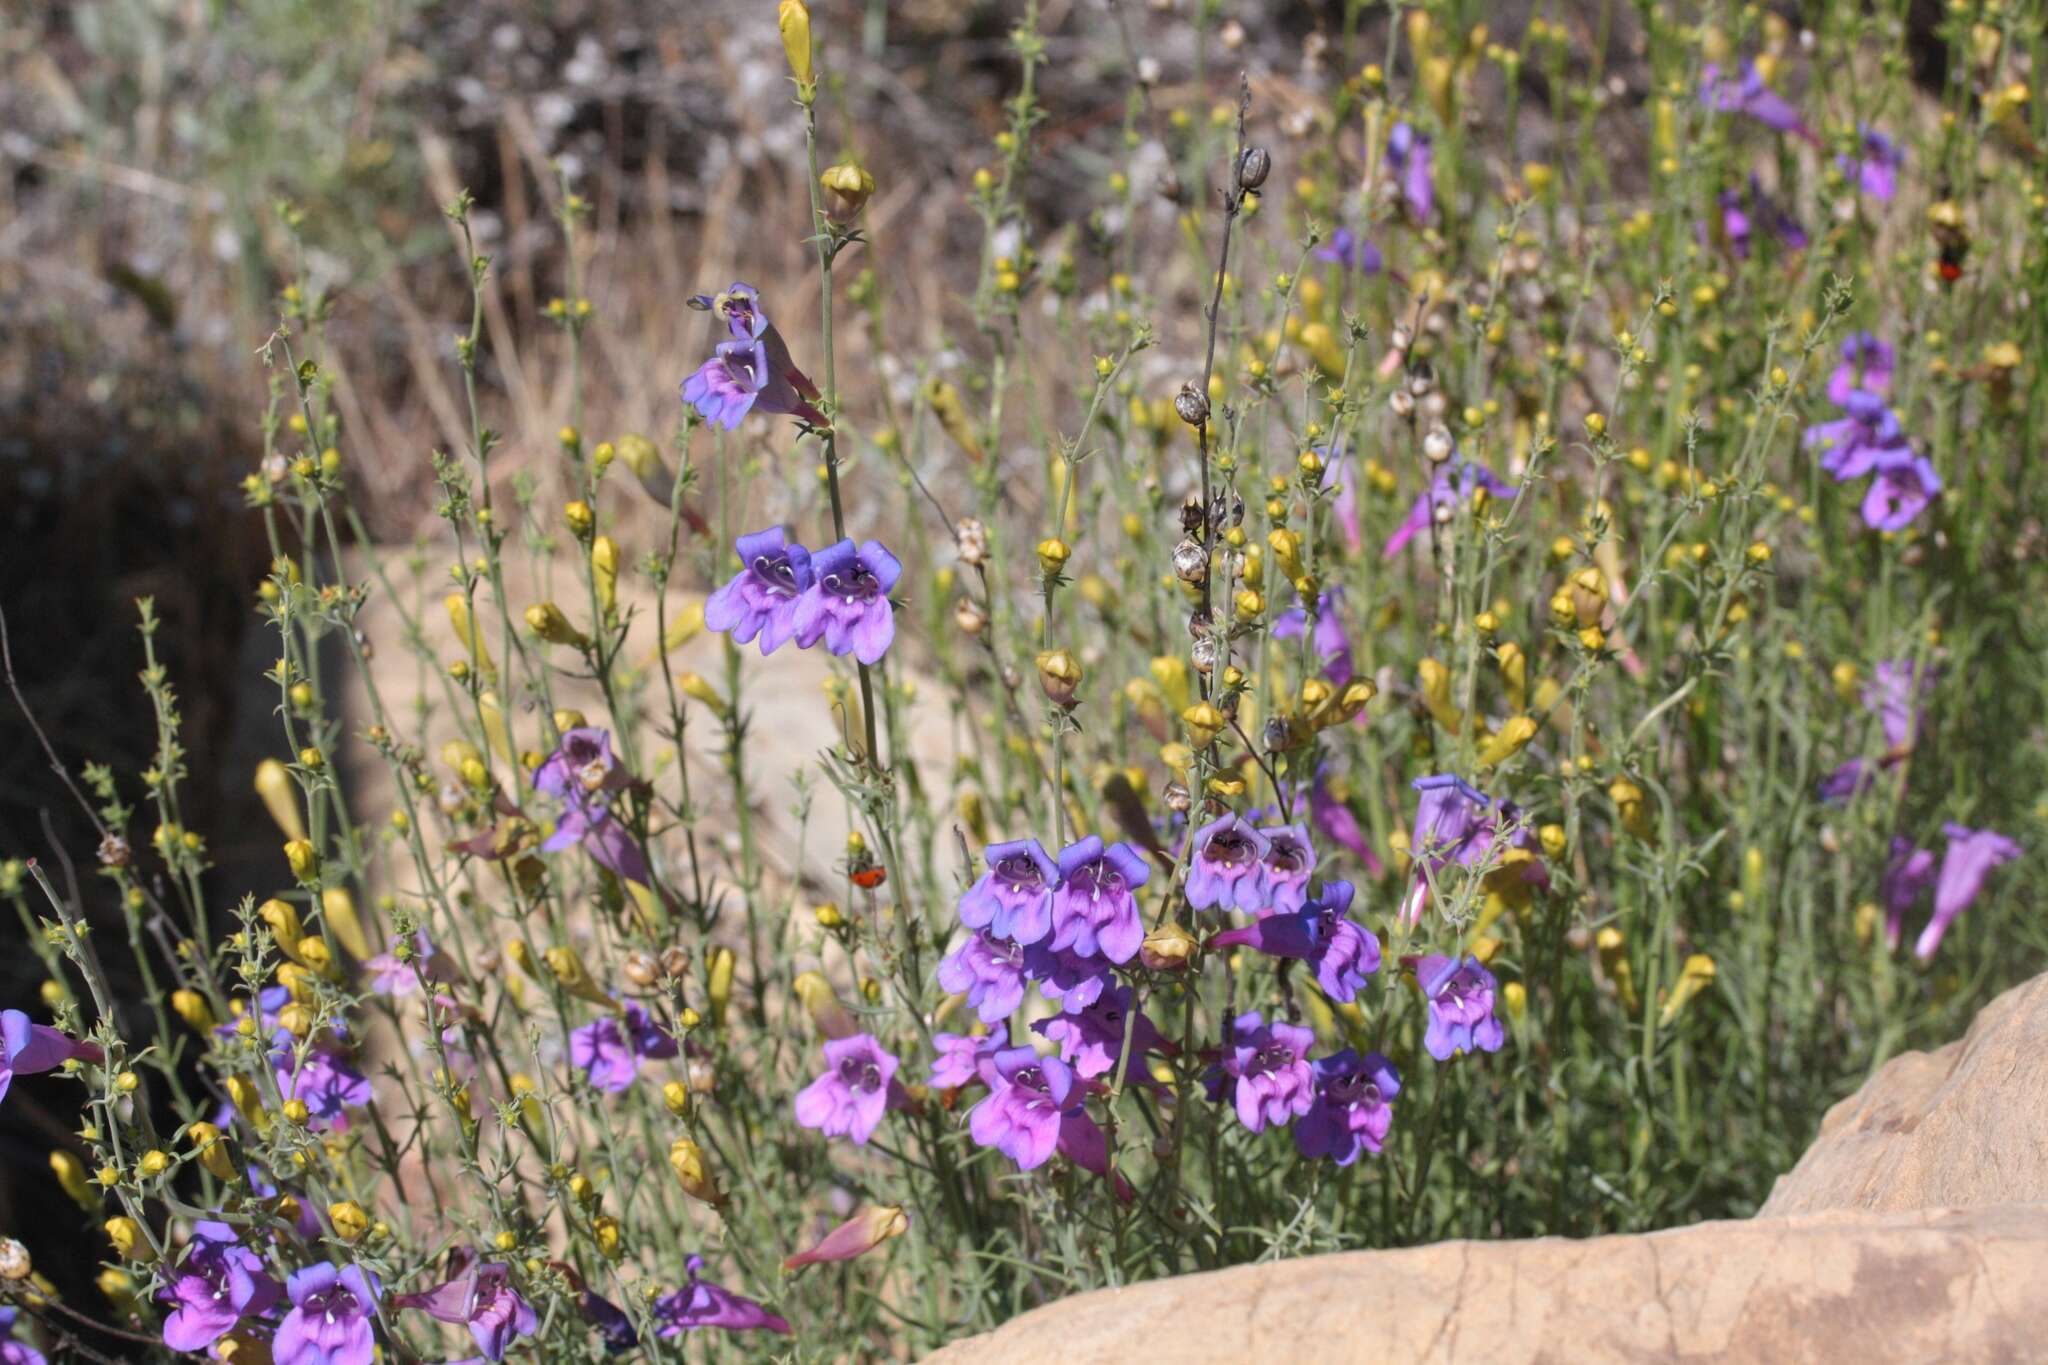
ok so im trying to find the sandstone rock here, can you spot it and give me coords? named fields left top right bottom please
left=923, top=1203, right=2048, bottom=1365
left=1761, top=972, right=2048, bottom=1216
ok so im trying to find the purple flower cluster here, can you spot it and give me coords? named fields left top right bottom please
left=275, top=1263, right=380, bottom=1365
left=158, top=1221, right=281, bottom=1353
left=1707, top=175, right=1807, bottom=259
left=1398, top=776, right=1547, bottom=925
left=1802, top=338, right=1940, bottom=532
left=1185, top=816, right=1316, bottom=914
left=0, top=1009, right=101, bottom=1107
left=794, top=1033, right=905, bottom=1145
left=681, top=282, right=826, bottom=429
left=654, top=1255, right=791, bottom=1337
left=705, top=528, right=900, bottom=665
left=533, top=727, right=654, bottom=886
left=1699, top=61, right=1815, bottom=142
left=1200, top=1010, right=1407, bottom=1165
left=570, top=1001, right=679, bottom=1094
left=391, top=1250, right=539, bottom=1362
left=1413, top=953, right=1508, bottom=1060
left=1386, top=122, right=1434, bottom=221
left=1383, top=458, right=1517, bottom=558
left=1840, top=126, right=1903, bottom=202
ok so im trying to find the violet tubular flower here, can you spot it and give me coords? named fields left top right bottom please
left=392, top=1252, right=538, bottom=1363
left=1400, top=775, right=1496, bottom=923
left=1699, top=60, right=1815, bottom=141
left=570, top=1002, right=678, bottom=1095
left=958, top=838, right=1060, bottom=945
left=1383, top=459, right=1516, bottom=558
left=1914, top=824, right=2021, bottom=961
left=935, top=930, right=1030, bottom=1025
left=1210, top=880, right=1381, bottom=1004
left=1031, top=984, right=1173, bottom=1081
left=792, top=538, right=901, bottom=665
left=1880, top=837, right=1937, bottom=952
left=0, top=1010, right=101, bottom=1105
left=1254, top=824, right=1318, bottom=915
left=1025, top=941, right=1114, bottom=1013
left=1827, top=333, right=1895, bottom=407
left=1386, top=121, right=1435, bottom=220
left=274, top=1263, right=381, bottom=1365
left=158, top=1221, right=282, bottom=1354
left=1802, top=389, right=1911, bottom=482
left=1047, top=836, right=1151, bottom=963
left=682, top=284, right=825, bottom=430
left=1840, top=126, right=1904, bottom=201
left=703, top=527, right=814, bottom=655
left=654, top=1255, right=791, bottom=1337
left=0, top=1309, right=44, bottom=1365
left=1210, top=1010, right=1316, bottom=1133
left=928, top=1024, right=1007, bottom=1089
left=1271, top=592, right=1353, bottom=685
left=1185, top=815, right=1271, bottom=912
left=273, top=1040, right=373, bottom=1131
left=1314, top=227, right=1383, bottom=274
left=1295, top=1048, right=1401, bottom=1166
left=1860, top=448, right=1942, bottom=531
left=967, top=1046, right=1078, bottom=1170
left=793, top=1033, right=900, bottom=1145
left=1415, top=954, right=1506, bottom=1061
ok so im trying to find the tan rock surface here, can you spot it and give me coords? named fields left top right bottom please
left=923, top=1203, right=2048, bottom=1364
left=1761, top=972, right=2048, bottom=1216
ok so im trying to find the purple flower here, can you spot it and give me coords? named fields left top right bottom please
left=1827, top=333, right=1895, bottom=406
left=653, top=1255, right=791, bottom=1337
left=392, top=1252, right=537, bottom=1363
left=936, top=930, right=1029, bottom=1024
left=928, top=1024, right=1007, bottom=1089
left=1314, top=227, right=1382, bottom=274
left=1386, top=122, right=1434, bottom=220
left=1839, top=126, right=1903, bottom=201
left=958, top=838, right=1060, bottom=945
left=1399, top=775, right=1495, bottom=922
left=967, top=1046, right=1078, bottom=1169
left=274, top=1043, right=372, bottom=1131
left=1384, top=460, right=1516, bottom=558
left=1708, top=176, right=1807, bottom=258
left=365, top=930, right=453, bottom=998
left=1308, top=770, right=1385, bottom=877
left=570, top=1002, right=678, bottom=1094
left=1254, top=825, right=1318, bottom=915
left=1056, top=1107, right=1134, bottom=1202
left=274, top=1263, right=380, bottom=1365
left=0, top=1309, right=46, bottom=1365
left=577, top=1288, right=638, bottom=1353
left=1415, top=954, right=1505, bottom=1060
left=1031, top=985, right=1172, bottom=1080
left=1024, top=941, right=1114, bottom=1013
left=1185, top=815, right=1271, bottom=912
left=1880, top=837, right=1937, bottom=952
left=1803, top=389, right=1911, bottom=482
left=1860, top=449, right=1941, bottom=531
left=1271, top=592, right=1353, bottom=685
left=1914, top=824, right=2021, bottom=960
left=793, top=1033, right=899, bottom=1145
left=1699, top=61, right=1814, bottom=140
left=157, top=1221, right=282, bottom=1353
left=1208, top=1011, right=1315, bottom=1133
left=791, top=538, right=900, bottom=664
left=1819, top=660, right=1930, bottom=802
left=1047, top=836, right=1150, bottom=963
left=1210, top=880, right=1381, bottom=1004
left=681, top=285, right=824, bottom=430
left=1295, top=1048, right=1400, bottom=1165
left=704, top=528, right=814, bottom=655
left=0, top=1010, right=101, bottom=1105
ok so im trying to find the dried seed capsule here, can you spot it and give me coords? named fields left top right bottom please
left=1171, top=538, right=1209, bottom=584
left=1423, top=425, right=1455, bottom=463
left=1235, top=146, right=1271, bottom=192
left=1174, top=382, right=1210, bottom=427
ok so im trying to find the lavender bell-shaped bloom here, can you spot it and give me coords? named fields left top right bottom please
left=682, top=283, right=825, bottom=429
left=935, top=930, right=1029, bottom=1024
left=570, top=1002, right=677, bottom=1094
left=1880, top=837, right=1937, bottom=952
left=1309, top=770, right=1385, bottom=877
left=653, top=1255, right=791, bottom=1336
left=1839, top=126, right=1904, bottom=201
left=273, top=1040, right=373, bottom=1131
left=1860, top=448, right=1942, bottom=531
left=967, top=1046, right=1079, bottom=1169
left=1254, top=825, right=1318, bottom=915
left=158, top=1221, right=282, bottom=1353
left=1295, top=1048, right=1401, bottom=1165
left=1400, top=775, right=1496, bottom=923
left=792, top=538, right=901, bottom=665
left=1210, top=880, right=1382, bottom=1004
left=1047, top=836, right=1150, bottom=963
left=1185, top=815, right=1272, bottom=912
left=928, top=1024, right=1007, bottom=1089
left=1802, top=389, right=1911, bottom=482
left=704, top=528, right=814, bottom=655
left=1031, top=985, right=1172, bottom=1080
left=1384, top=460, right=1516, bottom=558
left=1827, top=333, right=1895, bottom=406
left=391, top=1252, right=538, bottom=1363
left=0, top=1010, right=102, bottom=1105
left=959, top=838, right=1060, bottom=944
left=1415, top=954, right=1506, bottom=1060
left=1271, top=592, right=1353, bottom=685
left=793, top=1033, right=899, bottom=1144
left=365, top=930, right=454, bottom=998
left=1914, top=824, right=2021, bottom=960
left=1386, top=122, right=1434, bottom=220
left=1024, top=941, right=1114, bottom=1013
left=1209, top=1011, right=1316, bottom=1132
left=274, top=1263, right=381, bottom=1365
left=1314, top=227, right=1383, bottom=274
left=1699, top=61, right=1815, bottom=141
left=1819, top=660, right=1930, bottom=802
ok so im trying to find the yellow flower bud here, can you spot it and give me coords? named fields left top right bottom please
left=1596, top=927, right=1638, bottom=1012
left=319, top=886, right=372, bottom=961
left=794, top=970, right=860, bottom=1039
left=329, top=1200, right=371, bottom=1243
left=678, top=672, right=725, bottom=712
left=1608, top=777, right=1651, bottom=839
left=1538, top=823, right=1566, bottom=859
left=188, top=1122, right=237, bottom=1182
left=1495, top=642, right=1527, bottom=712
left=706, top=946, right=735, bottom=1028
left=543, top=945, right=616, bottom=1007
left=259, top=897, right=305, bottom=956
left=525, top=602, right=590, bottom=649
left=105, top=1217, right=152, bottom=1262
left=444, top=593, right=497, bottom=679
left=282, top=839, right=318, bottom=882
left=592, top=1214, right=623, bottom=1260
left=1139, top=922, right=1199, bottom=971
left=1502, top=981, right=1527, bottom=1023
left=170, top=988, right=216, bottom=1033
left=1417, top=658, right=1462, bottom=731
left=1233, top=589, right=1264, bottom=623
left=590, top=536, right=620, bottom=617
left=663, top=1080, right=690, bottom=1117
left=281, top=1098, right=310, bottom=1125
left=51, top=1150, right=98, bottom=1208
left=1035, top=649, right=1083, bottom=708
left=1659, top=954, right=1717, bottom=1025
left=1476, top=715, right=1538, bottom=768
left=778, top=0, right=814, bottom=86
left=253, top=759, right=306, bottom=842
left=563, top=500, right=594, bottom=535
left=225, top=1076, right=268, bottom=1129
left=668, top=1136, right=725, bottom=1206
left=1181, top=702, right=1226, bottom=748
left=1035, top=538, right=1071, bottom=576
left=138, top=1149, right=170, bottom=1178
left=820, top=162, right=875, bottom=220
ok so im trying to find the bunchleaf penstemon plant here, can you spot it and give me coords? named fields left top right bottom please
left=2, top=3, right=2044, bottom=1360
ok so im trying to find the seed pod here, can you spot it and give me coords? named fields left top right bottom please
left=1422, top=425, right=1455, bottom=464
left=1173, top=382, right=1210, bottom=427
left=1171, top=538, right=1209, bottom=584
left=1235, top=146, right=1271, bottom=192
left=953, top=517, right=989, bottom=566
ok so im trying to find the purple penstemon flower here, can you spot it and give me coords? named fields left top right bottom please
left=793, top=1033, right=900, bottom=1145
left=935, top=929, right=1030, bottom=1025
left=1709, top=176, right=1807, bottom=258
left=1385, top=122, right=1434, bottom=220
left=1818, top=660, right=1930, bottom=802
left=958, top=838, right=1060, bottom=945
left=1308, top=768, right=1386, bottom=877
left=577, top=1286, right=639, bottom=1353
left=1399, top=775, right=1496, bottom=923
left=0, top=1308, right=45, bottom=1365
left=967, top=1046, right=1080, bottom=1169
left=532, top=728, right=655, bottom=886
left=1314, top=227, right=1382, bottom=274
left=791, top=538, right=901, bottom=665
left=1254, top=824, right=1318, bottom=915
left=1860, top=448, right=1941, bottom=531
left=1839, top=126, right=1903, bottom=201
left=157, top=1221, right=282, bottom=1353
left=1031, top=985, right=1173, bottom=1080
left=1210, top=880, right=1382, bottom=1004
left=365, top=930, right=453, bottom=998
left=1913, top=824, right=2021, bottom=961
left=570, top=1002, right=678, bottom=1094
left=273, top=1039, right=373, bottom=1131
left=1024, top=941, right=1114, bottom=1013
left=682, top=284, right=825, bottom=430
left=653, top=1255, right=791, bottom=1337
left=1185, top=815, right=1271, bottom=912
left=1295, top=1048, right=1401, bottom=1166
left=1047, top=836, right=1151, bottom=963
left=1384, top=459, right=1516, bottom=558
left=392, top=1251, right=538, bottom=1363
left=929, top=1023, right=1007, bottom=1089
left=1802, top=389, right=1911, bottom=482
left=1880, top=837, right=1937, bottom=952
left=1699, top=60, right=1816, bottom=141
left=704, top=527, right=814, bottom=655
left=1208, top=1011, right=1315, bottom=1133
left=1414, top=954, right=1506, bottom=1060
left=1827, top=333, right=1895, bottom=407
left=0, top=1010, right=102, bottom=1105
left=274, top=1263, right=381, bottom=1365
left=1271, top=591, right=1353, bottom=685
